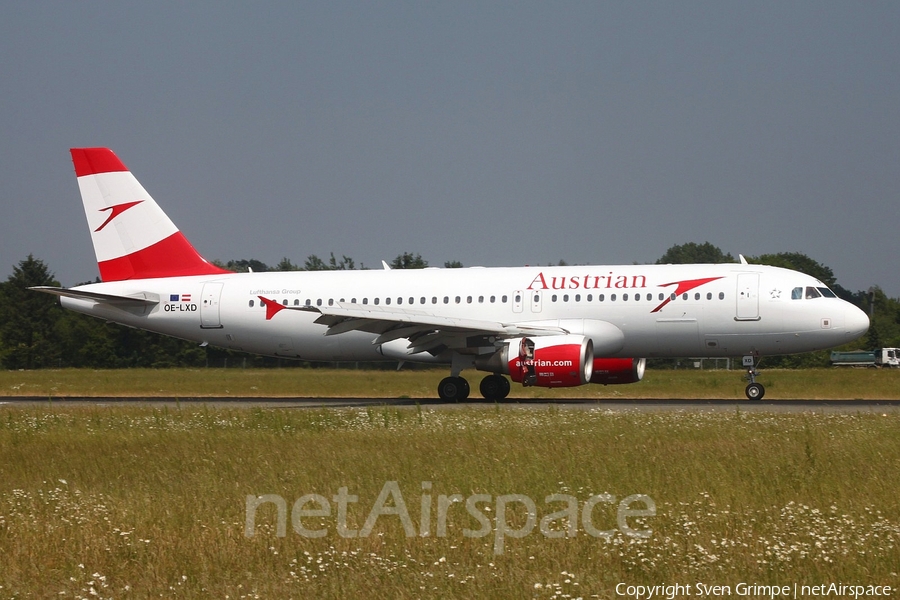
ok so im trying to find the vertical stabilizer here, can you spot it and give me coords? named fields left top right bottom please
left=70, top=148, right=230, bottom=281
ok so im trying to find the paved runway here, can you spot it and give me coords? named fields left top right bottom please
left=2, top=397, right=899, bottom=413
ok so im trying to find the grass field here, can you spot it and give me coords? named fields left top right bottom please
left=1, top=401, right=899, bottom=598
left=2, top=366, right=900, bottom=399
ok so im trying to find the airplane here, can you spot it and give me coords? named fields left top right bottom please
left=31, top=148, right=870, bottom=401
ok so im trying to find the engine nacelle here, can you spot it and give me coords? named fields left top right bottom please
left=475, top=335, right=594, bottom=388
left=589, top=357, right=646, bottom=385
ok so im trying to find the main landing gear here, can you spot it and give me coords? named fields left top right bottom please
left=437, top=374, right=511, bottom=401
left=742, top=355, right=765, bottom=400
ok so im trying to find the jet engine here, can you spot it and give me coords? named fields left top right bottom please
left=589, top=357, right=646, bottom=385
left=475, top=335, right=594, bottom=388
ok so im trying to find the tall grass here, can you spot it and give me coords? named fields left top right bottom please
left=2, top=367, right=899, bottom=399
left=1, top=405, right=898, bottom=597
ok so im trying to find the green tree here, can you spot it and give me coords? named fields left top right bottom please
left=391, top=252, right=428, bottom=269
left=656, top=242, right=735, bottom=264
left=0, top=255, right=63, bottom=369
left=303, top=254, right=329, bottom=271
left=273, top=257, right=300, bottom=271
left=302, top=253, right=358, bottom=271
left=750, top=252, right=837, bottom=288
left=444, top=260, right=464, bottom=268
left=223, top=259, right=269, bottom=273
left=327, top=253, right=356, bottom=270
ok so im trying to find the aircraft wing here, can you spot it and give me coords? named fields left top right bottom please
left=258, top=296, right=568, bottom=354
left=29, top=286, right=160, bottom=306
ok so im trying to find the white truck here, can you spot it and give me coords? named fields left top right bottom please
left=830, top=348, right=900, bottom=368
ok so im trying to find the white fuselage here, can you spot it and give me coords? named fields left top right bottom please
left=60, top=263, right=869, bottom=364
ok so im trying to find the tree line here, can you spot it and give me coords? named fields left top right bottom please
left=1, top=243, right=897, bottom=370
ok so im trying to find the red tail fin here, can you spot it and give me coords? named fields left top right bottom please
left=71, top=148, right=230, bottom=281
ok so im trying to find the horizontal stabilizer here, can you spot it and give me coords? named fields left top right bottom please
left=29, top=286, right=159, bottom=306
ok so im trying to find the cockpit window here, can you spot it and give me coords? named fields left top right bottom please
left=817, top=287, right=837, bottom=298
left=791, top=287, right=803, bottom=300
left=805, top=286, right=822, bottom=299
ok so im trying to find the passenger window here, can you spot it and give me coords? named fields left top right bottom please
left=694, top=293, right=700, bottom=300
left=623, top=293, right=628, bottom=301
left=514, top=294, right=520, bottom=303
left=490, top=296, right=496, bottom=303
left=659, top=293, right=665, bottom=301
left=682, top=293, right=688, bottom=300
left=706, top=293, right=712, bottom=300
left=599, top=294, right=605, bottom=302
left=718, top=292, right=724, bottom=300
left=420, top=297, right=426, bottom=304
left=455, top=296, right=461, bottom=304
left=432, top=297, right=437, bottom=304
left=587, top=294, right=593, bottom=301
left=443, top=296, right=449, bottom=304
left=294, top=299, right=300, bottom=306
left=409, top=297, right=414, bottom=304
left=385, top=298, right=391, bottom=305
left=305, top=299, right=311, bottom=306
left=362, top=298, right=368, bottom=305
left=502, top=295, right=508, bottom=303
left=479, top=296, right=484, bottom=303
left=791, top=287, right=803, bottom=300
left=374, top=298, right=380, bottom=305
left=316, top=299, right=322, bottom=306
left=248, top=300, right=254, bottom=307
left=395, top=297, right=400, bottom=305
left=552, top=294, right=558, bottom=302
left=611, top=294, right=616, bottom=301
left=563, top=294, right=569, bottom=302
left=329, top=299, right=334, bottom=306
left=575, top=294, right=581, bottom=302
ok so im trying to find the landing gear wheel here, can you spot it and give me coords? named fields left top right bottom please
left=479, top=374, right=511, bottom=400
left=745, top=382, right=765, bottom=400
left=438, top=376, right=470, bottom=401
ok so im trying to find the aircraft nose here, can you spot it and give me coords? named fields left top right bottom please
left=844, top=303, right=870, bottom=338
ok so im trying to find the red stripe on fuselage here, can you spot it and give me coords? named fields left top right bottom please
left=97, top=231, right=231, bottom=281
left=651, top=276, right=724, bottom=313
left=71, top=148, right=129, bottom=177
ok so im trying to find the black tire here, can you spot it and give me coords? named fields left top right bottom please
left=745, top=382, right=765, bottom=400
left=458, top=377, right=470, bottom=400
left=479, top=374, right=511, bottom=400
left=438, top=376, right=469, bottom=401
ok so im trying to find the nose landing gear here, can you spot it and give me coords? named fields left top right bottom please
left=742, top=355, right=765, bottom=400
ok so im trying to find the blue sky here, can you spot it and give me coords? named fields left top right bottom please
left=2, top=2, right=898, bottom=294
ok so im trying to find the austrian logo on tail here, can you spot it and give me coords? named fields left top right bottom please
left=95, top=200, right=143, bottom=232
